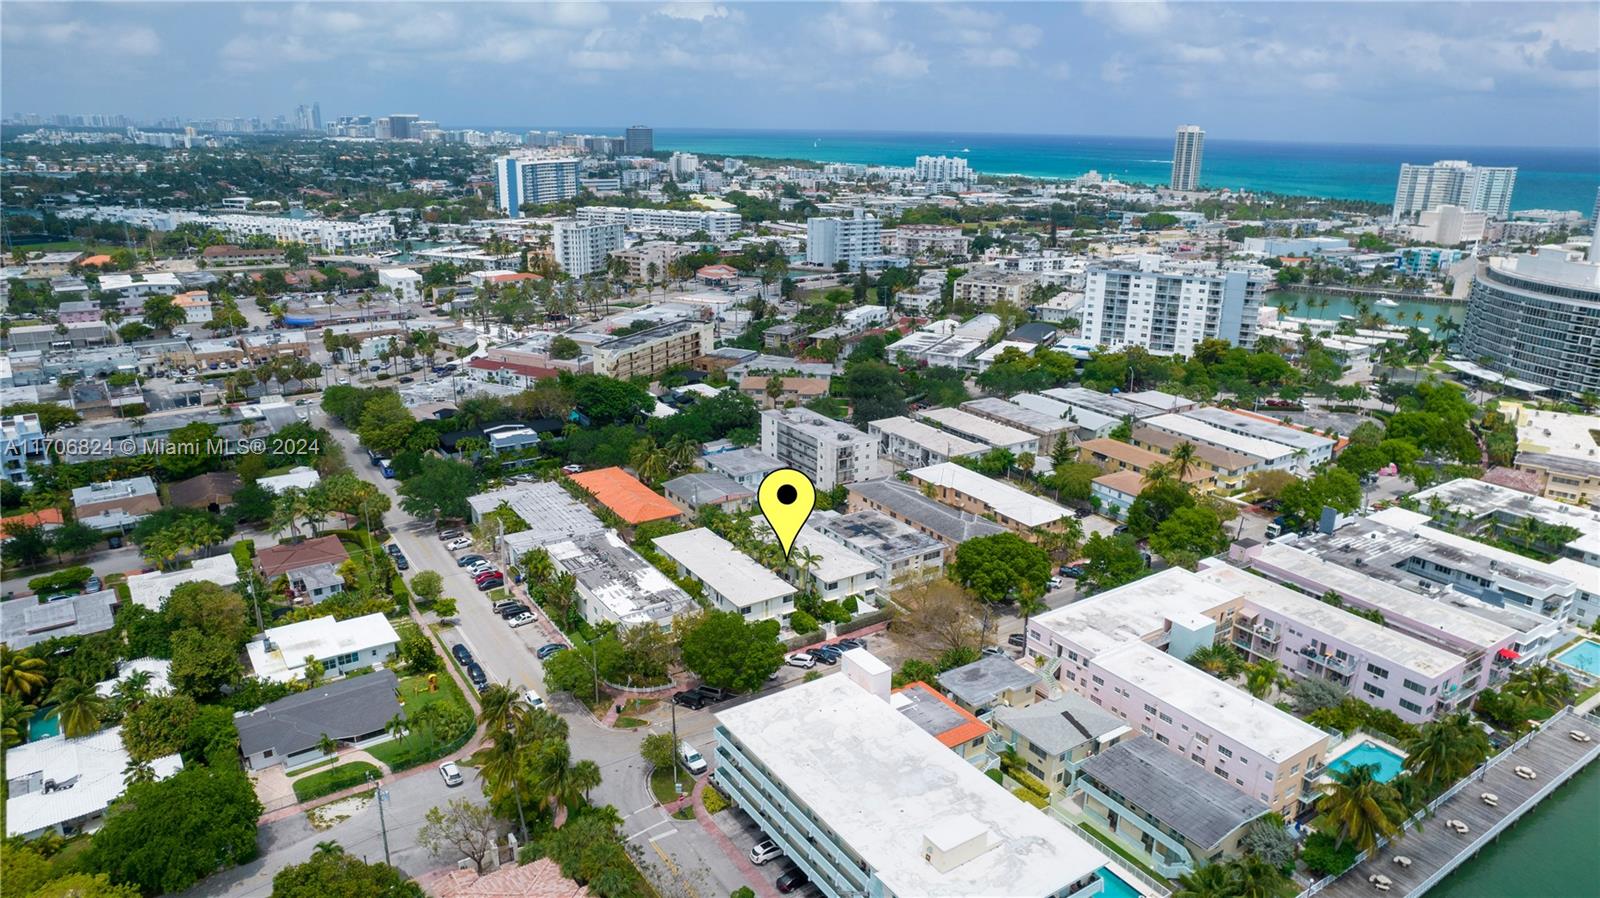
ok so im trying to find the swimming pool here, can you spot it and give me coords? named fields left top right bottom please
left=1096, top=867, right=1141, bottom=898
left=27, top=707, right=60, bottom=742
left=1555, top=640, right=1600, bottom=676
left=1326, top=740, right=1407, bottom=782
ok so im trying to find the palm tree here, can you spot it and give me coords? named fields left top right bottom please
left=1232, top=856, right=1286, bottom=898
left=2, top=694, right=28, bottom=747
left=1016, top=590, right=1046, bottom=652
left=1187, top=644, right=1244, bottom=679
left=1243, top=659, right=1289, bottom=699
left=385, top=713, right=408, bottom=746
left=45, top=677, right=107, bottom=739
left=522, top=548, right=556, bottom=585
left=792, top=546, right=823, bottom=583
left=313, top=841, right=345, bottom=857
left=1173, top=863, right=1236, bottom=898
left=111, top=670, right=153, bottom=713
left=1506, top=664, right=1572, bottom=709
left=1405, top=712, right=1490, bottom=791
left=629, top=438, right=669, bottom=485
left=317, top=733, right=337, bottom=757
left=478, top=684, right=529, bottom=740
left=1, top=646, right=50, bottom=704
left=547, top=573, right=579, bottom=628
left=1169, top=440, right=1200, bottom=486
left=537, top=742, right=603, bottom=827
left=664, top=434, right=698, bottom=475
left=1314, top=764, right=1408, bottom=852
left=123, top=756, right=157, bottom=787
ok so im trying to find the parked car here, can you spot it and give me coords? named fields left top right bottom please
left=508, top=612, right=536, bottom=628
left=83, top=576, right=101, bottom=593
left=1047, top=576, right=1064, bottom=590
left=697, top=686, right=734, bottom=704
left=561, top=464, right=584, bottom=474
left=492, top=599, right=523, bottom=614
left=981, top=645, right=1006, bottom=657
left=524, top=690, right=546, bottom=712
left=457, top=554, right=487, bottom=567
left=438, top=529, right=463, bottom=542
left=749, top=839, right=785, bottom=865
left=450, top=644, right=472, bottom=665
left=786, top=652, right=817, bottom=669
left=446, top=537, right=473, bottom=551
left=811, top=645, right=842, bottom=665
left=678, top=741, right=708, bottom=776
left=775, top=866, right=810, bottom=894
left=392, top=553, right=409, bottom=571
left=476, top=577, right=504, bottom=591
left=468, top=561, right=495, bottom=575
left=399, top=376, right=414, bottom=384
left=465, top=662, right=488, bottom=687
left=1007, top=633, right=1027, bottom=648
left=473, top=570, right=504, bottom=584
left=1060, top=565, right=1085, bottom=579
left=439, top=762, right=464, bottom=787
left=834, top=637, right=866, bottom=651
left=536, top=643, right=566, bottom=660
left=498, top=603, right=531, bottom=619
left=672, top=689, right=708, bottom=710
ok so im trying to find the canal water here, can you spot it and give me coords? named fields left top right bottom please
left=1268, top=290, right=1466, bottom=328
left=1428, top=762, right=1600, bottom=898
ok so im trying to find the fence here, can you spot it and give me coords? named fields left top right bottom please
left=1298, top=706, right=1584, bottom=897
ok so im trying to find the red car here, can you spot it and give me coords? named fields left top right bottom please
left=473, top=570, right=504, bottom=584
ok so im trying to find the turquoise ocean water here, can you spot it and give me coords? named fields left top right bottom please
left=643, top=128, right=1598, bottom=213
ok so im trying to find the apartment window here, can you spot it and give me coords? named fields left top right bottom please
left=1195, top=733, right=1209, bottom=745
left=1362, top=683, right=1386, bottom=699
left=1143, top=704, right=1157, bottom=715
left=1217, top=745, right=1233, bottom=759
left=1192, top=754, right=1204, bottom=764
left=1399, top=698, right=1424, bottom=715
left=1264, top=771, right=1274, bottom=782
left=1366, top=663, right=1389, bottom=679
left=1092, top=675, right=1104, bottom=686
left=1403, top=679, right=1427, bottom=695
left=1156, top=734, right=1169, bottom=745
left=1159, top=713, right=1173, bottom=724
left=1141, top=725, right=1154, bottom=736
left=1213, top=766, right=1227, bottom=778
left=1066, top=670, right=1077, bottom=682
left=1068, top=650, right=1079, bottom=662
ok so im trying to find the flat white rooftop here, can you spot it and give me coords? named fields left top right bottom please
left=1513, top=404, right=1600, bottom=462
left=909, top=462, right=1070, bottom=528
left=1144, top=412, right=1290, bottom=462
left=1251, top=542, right=1518, bottom=651
left=1033, top=568, right=1238, bottom=659
left=869, top=416, right=987, bottom=458
left=1198, top=563, right=1467, bottom=678
left=246, top=613, right=399, bottom=683
left=1010, top=393, right=1119, bottom=433
left=792, top=526, right=878, bottom=583
left=917, top=407, right=1037, bottom=449
left=1093, top=641, right=1328, bottom=763
left=1409, top=479, right=1600, bottom=558
left=1183, top=407, right=1335, bottom=452
left=652, top=528, right=797, bottom=607
left=716, top=675, right=1109, bottom=898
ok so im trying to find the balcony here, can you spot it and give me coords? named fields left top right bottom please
left=1299, top=647, right=1356, bottom=676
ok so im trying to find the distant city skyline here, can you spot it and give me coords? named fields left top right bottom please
left=3, top=1, right=1597, bottom=148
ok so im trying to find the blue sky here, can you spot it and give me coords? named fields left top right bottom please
left=3, top=1, right=1597, bottom=147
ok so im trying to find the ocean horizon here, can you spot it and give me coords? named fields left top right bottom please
left=485, top=125, right=1599, bottom=214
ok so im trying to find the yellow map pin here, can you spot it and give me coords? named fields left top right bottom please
left=757, top=468, right=817, bottom=560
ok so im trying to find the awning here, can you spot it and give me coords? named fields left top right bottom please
left=1497, top=648, right=1521, bottom=661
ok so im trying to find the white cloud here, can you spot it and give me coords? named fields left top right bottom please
left=962, top=47, right=1021, bottom=68
left=873, top=43, right=931, bottom=79
left=1100, top=54, right=1128, bottom=84
left=656, top=3, right=729, bottom=22
left=1083, top=0, right=1171, bottom=35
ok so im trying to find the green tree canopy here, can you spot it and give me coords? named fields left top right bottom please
left=1079, top=534, right=1147, bottom=595
left=398, top=458, right=484, bottom=521
left=270, top=846, right=424, bottom=898
left=84, top=766, right=263, bottom=895
left=677, top=611, right=785, bottom=692
left=952, top=533, right=1051, bottom=604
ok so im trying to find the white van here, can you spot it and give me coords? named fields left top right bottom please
left=678, top=741, right=708, bottom=776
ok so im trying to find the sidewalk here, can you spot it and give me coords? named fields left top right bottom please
left=665, top=776, right=781, bottom=898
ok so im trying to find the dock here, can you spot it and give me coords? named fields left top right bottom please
left=1305, top=708, right=1600, bottom=898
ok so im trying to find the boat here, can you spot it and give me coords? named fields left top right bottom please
left=1340, top=314, right=1357, bottom=321
left=961, top=147, right=970, bottom=153
left=1376, top=298, right=1399, bottom=307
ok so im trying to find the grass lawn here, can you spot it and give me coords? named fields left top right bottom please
left=650, top=766, right=691, bottom=804
left=614, top=717, right=648, bottom=729
left=1075, top=821, right=1167, bottom=882
left=293, top=761, right=380, bottom=802
left=366, top=668, right=474, bottom=770
left=286, top=757, right=336, bottom=778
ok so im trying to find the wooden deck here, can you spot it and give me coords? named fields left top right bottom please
left=1312, top=711, right=1600, bottom=898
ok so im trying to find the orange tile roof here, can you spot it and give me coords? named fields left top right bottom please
left=0, top=508, right=65, bottom=533
left=568, top=467, right=683, bottom=525
left=80, top=254, right=114, bottom=268
left=896, top=681, right=990, bottom=749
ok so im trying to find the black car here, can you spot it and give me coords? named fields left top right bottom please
left=1060, top=565, right=1084, bottom=579
left=697, top=686, right=733, bottom=703
left=810, top=645, right=842, bottom=664
left=498, top=603, right=532, bottom=619
left=385, top=543, right=402, bottom=556
left=450, top=644, right=473, bottom=665
left=476, top=577, right=504, bottom=591
left=457, top=554, right=487, bottom=567
left=834, top=637, right=866, bottom=651
left=465, top=662, right=488, bottom=687
left=393, top=553, right=410, bottom=571
left=672, top=689, right=708, bottom=710
left=1007, top=632, right=1027, bottom=648
left=775, top=866, right=810, bottom=894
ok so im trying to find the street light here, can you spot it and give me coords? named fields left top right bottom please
left=366, top=771, right=391, bottom=865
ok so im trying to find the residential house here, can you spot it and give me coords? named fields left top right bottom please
left=991, top=692, right=1131, bottom=795
left=5, top=728, right=182, bottom=839
left=246, top=613, right=400, bottom=683
left=256, top=535, right=350, bottom=603
left=235, top=669, right=404, bottom=770
left=936, top=654, right=1043, bottom=718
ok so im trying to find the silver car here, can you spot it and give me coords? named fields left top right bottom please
left=438, top=761, right=463, bottom=787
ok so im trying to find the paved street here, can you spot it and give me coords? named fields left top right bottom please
left=309, top=411, right=759, bottom=898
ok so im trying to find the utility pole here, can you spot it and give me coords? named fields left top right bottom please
left=670, top=701, right=682, bottom=797
left=368, top=772, right=391, bottom=865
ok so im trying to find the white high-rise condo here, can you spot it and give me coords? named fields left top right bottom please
left=806, top=208, right=882, bottom=268
left=1170, top=125, right=1205, bottom=191
left=1391, top=160, right=1517, bottom=222
left=494, top=155, right=580, bottom=218
left=552, top=220, right=624, bottom=276
left=1082, top=259, right=1266, bottom=356
left=914, top=155, right=976, bottom=185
